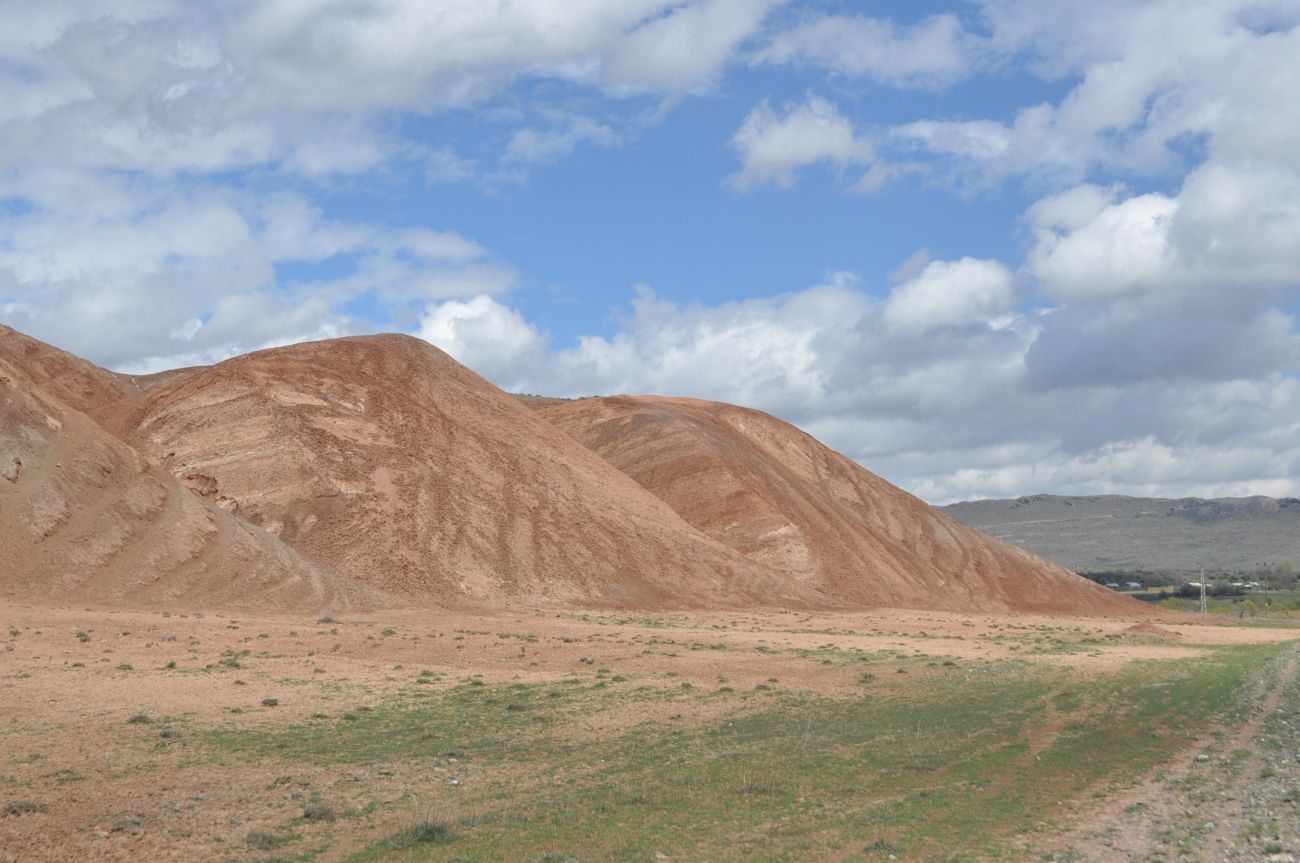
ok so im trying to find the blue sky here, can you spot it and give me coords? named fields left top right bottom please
left=1, top=0, right=1298, bottom=502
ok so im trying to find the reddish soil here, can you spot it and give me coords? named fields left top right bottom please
left=538, top=395, right=1139, bottom=615
left=0, top=329, right=378, bottom=612
left=123, top=334, right=813, bottom=607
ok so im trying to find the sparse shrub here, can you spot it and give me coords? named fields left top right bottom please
left=318, top=612, right=336, bottom=624
left=262, top=697, right=279, bottom=707
left=3, top=800, right=47, bottom=816
left=381, top=627, right=396, bottom=637
left=389, top=805, right=455, bottom=847
left=75, top=630, right=90, bottom=643
left=245, top=829, right=288, bottom=850
left=162, top=660, right=176, bottom=670
left=126, top=713, right=152, bottom=725
left=116, top=663, right=133, bottom=671
left=302, top=800, right=336, bottom=822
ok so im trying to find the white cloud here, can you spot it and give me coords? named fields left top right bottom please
left=755, top=13, right=983, bottom=88
left=0, top=0, right=780, bottom=185
left=605, top=0, right=785, bottom=92
left=423, top=146, right=476, bottom=183
left=503, top=116, right=620, bottom=164
left=727, top=95, right=874, bottom=190
left=1026, top=162, right=1300, bottom=304
left=416, top=295, right=546, bottom=388
left=0, top=182, right=513, bottom=372
left=1026, top=189, right=1177, bottom=303
left=228, top=0, right=760, bottom=114
left=890, top=1, right=1300, bottom=185
left=883, top=258, right=1014, bottom=335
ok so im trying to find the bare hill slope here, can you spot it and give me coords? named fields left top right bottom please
left=125, top=335, right=813, bottom=607
left=536, top=396, right=1135, bottom=614
left=0, top=327, right=380, bottom=610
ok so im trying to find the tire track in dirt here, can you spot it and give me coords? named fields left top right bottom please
left=1048, top=644, right=1299, bottom=862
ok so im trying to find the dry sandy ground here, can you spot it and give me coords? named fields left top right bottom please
left=1, top=600, right=1297, bottom=863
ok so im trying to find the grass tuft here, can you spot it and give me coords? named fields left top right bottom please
left=302, top=800, right=337, bottom=822
left=3, top=800, right=47, bottom=816
left=385, top=805, right=456, bottom=849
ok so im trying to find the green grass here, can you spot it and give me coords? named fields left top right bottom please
left=203, top=644, right=1286, bottom=863
left=1157, top=590, right=1300, bottom=619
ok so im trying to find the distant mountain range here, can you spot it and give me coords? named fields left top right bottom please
left=942, top=494, right=1300, bottom=576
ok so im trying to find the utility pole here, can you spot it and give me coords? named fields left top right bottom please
left=1199, top=566, right=1207, bottom=615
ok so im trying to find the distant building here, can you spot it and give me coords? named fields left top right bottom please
left=1105, top=582, right=1121, bottom=589
left=1126, top=582, right=1142, bottom=590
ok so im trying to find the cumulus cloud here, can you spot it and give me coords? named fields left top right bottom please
left=883, top=258, right=1014, bottom=335
left=1026, top=162, right=1300, bottom=305
left=890, top=1, right=1300, bottom=186
left=415, top=296, right=546, bottom=388
left=1019, top=163, right=1300, bottom=392
left=1026, top=189, right=1177, bottom=303
left=0, top=1, right=780, bottom=186
left=727, top=95, right=874, bottom=190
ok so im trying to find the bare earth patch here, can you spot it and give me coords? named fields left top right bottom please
left=1, top=600, right=1297, bottom=862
